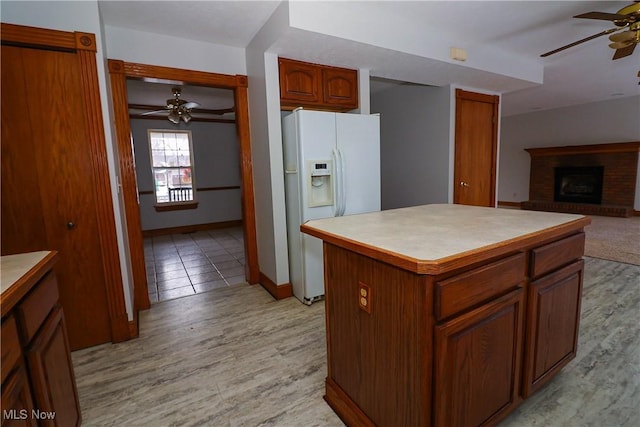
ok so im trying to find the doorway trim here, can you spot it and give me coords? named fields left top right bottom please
left=107, top=60, right=260, bottom=322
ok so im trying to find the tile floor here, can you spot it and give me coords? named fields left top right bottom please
left=144, top=226, right=246, bottom=303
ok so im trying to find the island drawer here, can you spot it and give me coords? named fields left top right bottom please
left=1, top=315, right=21, bottom=384
left=530, top=232, right=585, bottom=278
left=435, top=253, right=525, bottom=320
left=15, top=271, right=59, bottom=344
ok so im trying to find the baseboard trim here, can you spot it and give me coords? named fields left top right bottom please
left=497, top=201, right=522, bottom=208
left=142, top=220, right=243, bottom=237
left=259, top=272, right=292, bottom=300
left=129, top=309, right=139, bottom=339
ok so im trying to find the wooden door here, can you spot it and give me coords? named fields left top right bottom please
left=454, top=89, right=499, bottom=207
left=0, top=26, right=127, bottom=350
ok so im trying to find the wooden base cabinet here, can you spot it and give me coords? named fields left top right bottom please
left=1, top=252, right=81, bottom=427
left=434, top=289, right=524, bottom=427
left=523, top=260, right=584, bottom=397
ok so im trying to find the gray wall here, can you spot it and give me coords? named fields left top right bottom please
left=371, top=84, right=451, bottom=210
left=130, top=119, right=242, bottom=230
left=499, top=95, right=640, bottom=209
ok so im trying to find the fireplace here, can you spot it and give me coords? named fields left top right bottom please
left=554, top=166, right=604, bottom=204
left=523, top=142, right=638, bottom=217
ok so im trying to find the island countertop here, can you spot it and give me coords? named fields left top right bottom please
left=301, top=204, right=590, bottom=274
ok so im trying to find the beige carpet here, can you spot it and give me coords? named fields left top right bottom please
left=584, top=215, right=640, bottom=265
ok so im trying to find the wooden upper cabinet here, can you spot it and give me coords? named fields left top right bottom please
left=279, top=57, right=358, bottom=111
left=278, top=58, right=321, bottom=105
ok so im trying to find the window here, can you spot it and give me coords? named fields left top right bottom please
left=148, top=130, right=196, bottom=208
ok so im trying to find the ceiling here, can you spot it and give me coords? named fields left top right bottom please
left=99, top=1, right=640, bottom=118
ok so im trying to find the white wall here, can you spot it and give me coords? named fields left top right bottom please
left=130, top=120, right=242, bottom=231
left=1, top=0, right=136, bottom=320
left=371, top=84, right=451, bottom=209
left=499, top=95, right=640, bottom=209
left=104, top=26, right=246, bottom=75
left=245, top=2, right=291, bottom=286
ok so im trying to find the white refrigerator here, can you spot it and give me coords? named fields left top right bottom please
left=282, top=109, right=381, bottom=304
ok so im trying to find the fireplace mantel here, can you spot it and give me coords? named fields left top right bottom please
left=525, top=141, right=640, bottom=157
left=523, top=141, right=639, bottom=217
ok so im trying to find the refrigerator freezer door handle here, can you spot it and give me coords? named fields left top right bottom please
left=337, top=148, right=346, bottom=216
left=331, top=148, right=341, bottom=217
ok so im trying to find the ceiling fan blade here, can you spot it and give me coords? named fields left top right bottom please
left=609, top=31, right=637, bottom=42
left=574, top=11, right=629, bottom=21
left=612, top=43, right=637, bottom=59
left=541, top=28, right=620, bottom=57
left=183, top=101, right=200, bottom=110
left=139, top=108, right=168, bottom=116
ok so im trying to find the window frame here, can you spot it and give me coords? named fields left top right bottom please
left=147, top=129, right=198, bottom=211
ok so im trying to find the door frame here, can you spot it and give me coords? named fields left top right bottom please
left=107, top=60, right=259, bottom=318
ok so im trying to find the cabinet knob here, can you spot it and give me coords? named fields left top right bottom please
left=459, top=181, right=470, bottom=187
left=66, top=221, right=75, bottom=230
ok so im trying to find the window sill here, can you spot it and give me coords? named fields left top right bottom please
left=154, top=201, right=199, bottom=212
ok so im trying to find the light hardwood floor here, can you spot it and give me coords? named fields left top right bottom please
left=72, top=256, right=639, bottom=426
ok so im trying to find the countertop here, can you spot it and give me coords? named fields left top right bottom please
left=301, top=204, right=590, bottom=274
left=1, top=251, right=58, bottom=316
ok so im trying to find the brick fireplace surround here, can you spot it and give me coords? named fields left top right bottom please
left=522, top=142, right=640, bottom=217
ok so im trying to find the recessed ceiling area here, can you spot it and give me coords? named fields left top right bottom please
left=126, top=80, right=236, bottom=121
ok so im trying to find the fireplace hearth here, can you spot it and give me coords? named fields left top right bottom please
left=554, top=166, right=603, bottom=204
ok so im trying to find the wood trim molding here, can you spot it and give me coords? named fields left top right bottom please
left=259, top=272, right=293, bottom=300
left=235, top=86, right=260, bottom=285
left=77, top=50, right=129, bottom=343
left=525, top=141, right=640, bottom=157
left=141, top=220, right=243, bottom=237
left=107, top=59, right=260, bottom=302
left=108, top=60, right=151, bottom=313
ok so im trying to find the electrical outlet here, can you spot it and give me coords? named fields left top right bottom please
left=358, top=282, right=371, bottom=314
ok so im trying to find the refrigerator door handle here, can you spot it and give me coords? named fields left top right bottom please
left=337, top=147, right=346, bottom=216
left=331, top=148, right=341, bottom=217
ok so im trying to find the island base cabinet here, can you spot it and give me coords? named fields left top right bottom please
left=25, top=307, right=81, bottom=427
left=434, top=288, right=524, bottom=427
left=522, top=260, right=584, bottom=397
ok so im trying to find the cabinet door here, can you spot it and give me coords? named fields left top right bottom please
left=434, top=288, right=524, bottom=427
left=278, top=58, right=321, bottom=105
left=322, top=67, right=358, bottom=109
left=1, top=363, right=37, bottom=427
left=25, top=307, right=81, bottom=427
left=522, top=260, right=583, bottom=397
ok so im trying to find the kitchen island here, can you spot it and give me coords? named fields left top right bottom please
left=301, top=204, right=590, bottom=427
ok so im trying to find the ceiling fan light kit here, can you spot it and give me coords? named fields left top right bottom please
left=541, top=1, right=640, bottom=60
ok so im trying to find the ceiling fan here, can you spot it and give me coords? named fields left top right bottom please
left=541, top=1, right=640, bottom=60
left=141, top=87, right=200, bottom=124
